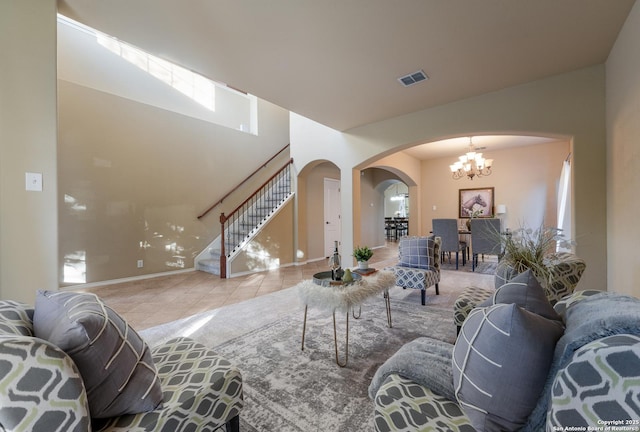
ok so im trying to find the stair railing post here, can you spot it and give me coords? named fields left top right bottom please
left=220, top=212, right=227, bottom=278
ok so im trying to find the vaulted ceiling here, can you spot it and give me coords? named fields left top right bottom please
left=57, top=0, right=635, bottom=152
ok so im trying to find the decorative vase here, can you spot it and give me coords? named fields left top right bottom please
left=466, top=219, right=471, bottom=230
left=329, top=240, right=342, bottom=280
left=358, top=261, right=369, bottom=270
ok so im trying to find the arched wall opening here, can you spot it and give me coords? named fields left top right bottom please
left=356, top=166, right=418, bottom=251
left=295, top=160, right=341, bottom=264
left=291, top=67, right=604, bottom=290
left=360, top=133, right=573, bottom=240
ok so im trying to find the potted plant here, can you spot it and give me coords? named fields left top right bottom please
left=353, top=245, right=374, bottom=269
left=497, top=224, right=574, bottom=286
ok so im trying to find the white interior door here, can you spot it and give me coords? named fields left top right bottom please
left=324, top=178, right=341, bottom=257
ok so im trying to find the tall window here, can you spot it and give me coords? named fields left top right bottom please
left=556, top=158, right=572, bottom=252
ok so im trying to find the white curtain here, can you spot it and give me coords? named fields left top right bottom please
left=556, top=158, right=572, bottom=252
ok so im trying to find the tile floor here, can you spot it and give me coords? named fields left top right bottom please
left=81, top=242, right=400, bottom=330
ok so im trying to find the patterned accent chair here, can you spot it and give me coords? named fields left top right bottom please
left=0, top=300, right=243, bottom=432
left=371, top=290, right=640, bottom=432
left=453, top=251, right=586, bottom=333
left=387, top=236, right=441, bottom=305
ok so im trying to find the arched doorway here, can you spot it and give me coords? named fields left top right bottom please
left=296, top=160, right=341, bottom=263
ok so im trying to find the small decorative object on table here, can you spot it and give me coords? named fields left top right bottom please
left=342, top=268, right=354, bottom=283
left=328, top=240, right=343, bottom=280
left=354, top=267, right=377, bottom=276
left=353, top=245, right=374, bottom=270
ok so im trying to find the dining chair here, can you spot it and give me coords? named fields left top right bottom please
left=432, top=218, right=467, bottom=270
left=395, top=218, right=408, bottom=238
left=384, top=218, right=396, bottom=240
left=469, top=218, right=502, bottom=271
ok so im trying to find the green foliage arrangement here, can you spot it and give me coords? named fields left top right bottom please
left=353, top=245, right=374, bottom=262
left=500, top=225, right=574, bottom=281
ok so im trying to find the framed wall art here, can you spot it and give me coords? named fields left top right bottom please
left=459, top=187, right=494, bottom=218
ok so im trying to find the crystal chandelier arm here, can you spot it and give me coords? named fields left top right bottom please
left=449, top=136, right=494, bottom=180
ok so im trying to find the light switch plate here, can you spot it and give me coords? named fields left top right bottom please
left=25, top=172, right=43, bottom=191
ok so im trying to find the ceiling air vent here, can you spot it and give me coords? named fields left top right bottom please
left=398, top=69, right=428, bottom=87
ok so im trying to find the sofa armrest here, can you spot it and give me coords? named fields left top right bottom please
left=374, top=374, right=475, bottom=432
left=0, top=335, right=91, bottom=432
left=96, top=337, right=243, bottom=432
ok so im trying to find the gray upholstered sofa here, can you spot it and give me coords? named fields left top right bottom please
left=0, top=292, right=243, bottom=432
left=369, top=285, right=640, bottom=432
left=454, top=252, right=587, bottom=333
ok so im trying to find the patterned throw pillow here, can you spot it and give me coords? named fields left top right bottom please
left=547, top=334, right=640, bottom=429
left=33, top=291, right=163, bottom=418
left=480, top=269, right=562, bottom=322
left=553, top=289, right=604, bottom=321
left=453, top=303, right=564, bottom=431
left=398, top=236, right=435, bottom=270
left=0, top=300, right=34, bottom=336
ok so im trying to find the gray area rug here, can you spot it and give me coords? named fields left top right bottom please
left=439, top=255, right=498, bottom=274
left=142, top=288, right=456, bottom=431
left=140, top=281, right=485, bottom=431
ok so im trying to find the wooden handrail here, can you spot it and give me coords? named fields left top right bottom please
left=197, top=143, right=290, bottom=219
left=218, top=158, right=293, bottom=278
left=221, top=158, right=293, bottom=224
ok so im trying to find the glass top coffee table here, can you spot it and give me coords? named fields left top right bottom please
left=297, top=270, right=395, bottom=367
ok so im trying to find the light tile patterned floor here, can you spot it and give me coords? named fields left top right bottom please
left=81, top=242, right=400, bottom=330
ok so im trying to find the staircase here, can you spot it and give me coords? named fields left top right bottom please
left=196, top=165, right=292, bottom=276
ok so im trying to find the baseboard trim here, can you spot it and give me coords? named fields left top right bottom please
left=60, top=268, right=196, bottom=291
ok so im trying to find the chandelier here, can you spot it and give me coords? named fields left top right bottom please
left=449, top=137, right=494, bottom=180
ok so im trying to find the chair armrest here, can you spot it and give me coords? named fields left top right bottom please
left=0, top=335, right=91, bottom=432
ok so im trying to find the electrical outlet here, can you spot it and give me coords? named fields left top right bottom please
left=137, top=260, right=144, bottom=268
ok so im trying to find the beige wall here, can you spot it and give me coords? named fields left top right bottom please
left=230, top=199, right=295, bottom=275
left=369, top=151, right=422, bottom=237
left=3, top=3, right=635, bottom=299
left=359, top=169, right=407, bottom=250
left=299, top=162, right=340, bottom=262
left=422, top=141, right=570, bottom=234
left=355, top=142, right=568, bottom=257
left=606, top=1, right=640, bottom=297
left=58, top=80, right=289, bottom=285
left=292, top=66, right=607, bottom=292
left=0, top=1, right=58, bottom=303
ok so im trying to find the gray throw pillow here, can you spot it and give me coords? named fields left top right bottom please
left=480, top=269, right=562, bottom=322
left=494, top=260, right=519, bottom=289
left=398, top=236, right=435, bottom=269
left=453, top=303, right=564, bottom=431
left=33, top=291, right=163, bottom=418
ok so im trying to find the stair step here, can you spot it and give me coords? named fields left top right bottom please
left=201, top=179, right=292, bottom=274
left=198, top=258, right=220, bottom=275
